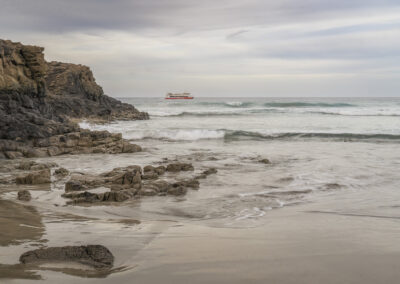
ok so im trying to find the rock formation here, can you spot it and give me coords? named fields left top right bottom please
left=45, top=61, right=148, bottom=121
left=20, top=245, right=114, bottom=269
left=0, top=39, right=148, bottom=159
left=58, top=162, right=217, bottom=204
left=17, top=190, right=31, bottom=201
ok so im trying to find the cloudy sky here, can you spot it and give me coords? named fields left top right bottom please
left=1, top=0, right=400, bottom=97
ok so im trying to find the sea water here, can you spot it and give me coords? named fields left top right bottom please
left=78, top=97, right=400, bottom=227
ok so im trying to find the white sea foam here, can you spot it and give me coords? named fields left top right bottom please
left=79, top=121, right=226, bottom=141
left=126, top=129, right=226, bottom=141
left=225, top=101, right=247, bottom=107
left=234, top=207, right=266, bottom=221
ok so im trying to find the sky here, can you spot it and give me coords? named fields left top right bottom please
left=1, top=0, right=400, bottom=97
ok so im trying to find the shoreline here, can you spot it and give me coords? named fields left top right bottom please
left=2, top=186, right=400, bottom=283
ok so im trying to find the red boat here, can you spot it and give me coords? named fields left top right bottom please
left=165, top=92, right=194, bottom=99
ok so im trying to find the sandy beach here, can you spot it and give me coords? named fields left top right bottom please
left=2, top=186, right=400, bottom=283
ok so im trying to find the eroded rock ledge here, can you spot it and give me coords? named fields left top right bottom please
left=62, top=162, right=216, bottom=204
left=0, top=39, right=148, bottom=159
left=8, top=160, right=217, bottom=204
left=0, top=130, right=141, bottom=159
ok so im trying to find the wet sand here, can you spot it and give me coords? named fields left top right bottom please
left=2, top=197, right=400, bottom=283
left=115, top=202, right=400, bottom=284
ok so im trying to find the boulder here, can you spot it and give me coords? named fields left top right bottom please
left=143, top=165, right=155, bottom=173
left=259, top=158, right=270, bottom=164
left=167, top=183, right=188, bottom=196
left=142, top=165, right=165, bottom=180
left=142, top=171, right=158, bottom=180
left=154, top=166, right=166, bottom=175
left=54, top=167, right=69, bottom=177
left=4, top=151, right=23, bottom=159
left=47, top=146, right=62, bottom=157
left=19, top=245, right=114, bottom=269
left=166, top=163, right=194, bottom=172
left=65, top=180, right=85, bottom=192
left=122, top=142, right=142, bottom=153
left=17, top=190, right=31, bottom=201
left=16, top=161, right=37, bottom=170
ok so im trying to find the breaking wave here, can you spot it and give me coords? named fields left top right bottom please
left=149, top=111, right=249, bottom=117
left=196, top=101, right=254, bottom=108
left=124, top=129, right=225, bottom=141
left=123, top=129, right=400, bottom=142
left=224, top=131, right=400, bottom=142
left=149, top=108, right=400, bottom=117
left=262, top=102, right=356, bottom=108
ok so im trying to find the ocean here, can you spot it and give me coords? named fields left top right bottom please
left=78, top=97, right=400, bottom=227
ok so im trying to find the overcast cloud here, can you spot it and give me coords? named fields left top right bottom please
left=1, top=0, right=400, bottom=97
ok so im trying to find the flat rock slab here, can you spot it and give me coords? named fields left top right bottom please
left=19, top=245, right=114, bottom=269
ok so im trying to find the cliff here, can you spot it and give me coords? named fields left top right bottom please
left=0, top=40, right=47, bottom=97
left=45, top=61, right=148, bottom=120
left=0, top=39, right=148, bottom=159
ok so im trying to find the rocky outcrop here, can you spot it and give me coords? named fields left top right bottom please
left=3, top=160, right=218, bottom=204
left=0, top=129, right=142, bottom=159
left=16, top=161, right=57, bottom=170
left=16, top=169, right=51, bottom=184
left=0, top=39, right=148, bottom=159
left=0, top=40, right=47, bottom=97
left=166, top=163, right=194, bottom=172
left=60, top=162, right=217, bottom=204
left=0, top=40, right=79, bottom=141
left=19, top=245, right=114, bottom=269
left=45, top=61, right=149, bottom=121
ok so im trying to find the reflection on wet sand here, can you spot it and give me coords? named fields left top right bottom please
left=0, top=264, right=41, bottom=280
left=0, top=199, right=45, bottom=280
left=0, top=200, right=45, bottom=246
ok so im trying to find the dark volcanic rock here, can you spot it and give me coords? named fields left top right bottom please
left=19, top=245, right=114, bottom=269
left=17, top=190, right=31, bottom=201
left=0, top=39, right=148, bottom=159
